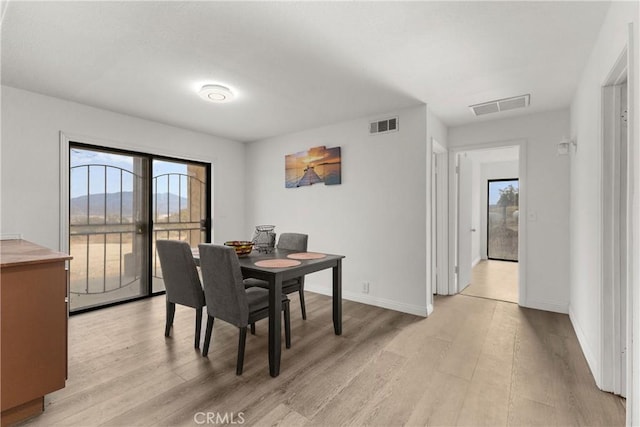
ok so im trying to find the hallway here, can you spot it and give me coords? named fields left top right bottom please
left=462, top=260, right=519, bottom=303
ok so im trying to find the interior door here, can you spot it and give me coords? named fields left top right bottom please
left=457, top=153, right=473, bottom=292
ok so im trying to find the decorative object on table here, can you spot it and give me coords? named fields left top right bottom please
left=254, top=259, right=302, bottom=268
left=252, top=225, right=276, bottom=253
left=287, top=252, right=327, bottom=260
left=223, top=241, right=254, bottom=257
left=285, top=145, right=341, bottom=188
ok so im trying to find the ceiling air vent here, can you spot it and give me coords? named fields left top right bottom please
left=370, top=117, right=399, bottom=134
left=469, top=94, right=530, bottom=116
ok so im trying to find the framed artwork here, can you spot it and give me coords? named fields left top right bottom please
left=285, top=145, right=341, bottom=188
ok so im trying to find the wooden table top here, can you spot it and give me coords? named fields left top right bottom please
left=1, top=239, right=72, bottom=268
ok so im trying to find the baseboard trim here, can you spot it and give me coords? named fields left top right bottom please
left=523, top=298, right=569, bottom=314
left=305, top=284, right=428, bottom=317
left=569, top=305, right=602, bottom=389
left=472, top=257, right=482, bottom=268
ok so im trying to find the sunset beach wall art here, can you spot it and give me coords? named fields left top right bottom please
left=285, top=145, right=341, bottom=188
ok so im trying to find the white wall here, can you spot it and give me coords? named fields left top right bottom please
left=479, top=160, right=519, bottom=260
left=568, top=1, right=639, bottom=409
left=245, top=105, right=429, bottom=316
left=448, top=109, right=571, bottom=313
left=0, top=86, right=246, bottom=250
left=427, top=107, right=448, bottom=150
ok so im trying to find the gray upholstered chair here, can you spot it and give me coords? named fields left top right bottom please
left=156, top=240, right=206, bottom=348
left=245, top=233, right=309, bottom=319
left=198, top=244, right=291, bottom=375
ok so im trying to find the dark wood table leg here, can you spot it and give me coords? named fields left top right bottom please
left=332, top=259, right=342, bottom=335
left=269, top=273, right=283, bottom=377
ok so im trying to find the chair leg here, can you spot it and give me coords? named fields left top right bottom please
left=202, top=316, right=214, bottom=357
left=284, top=300, right=291, bottom=349
left=195, top=307, right=203, bottom=349
left=299, top=287, right=307, bottom=320
left=250, top=323, right=256, bottom=335
left=165, top=301, right=176, bottom=337
left=237, top=327, right=247, bottom=375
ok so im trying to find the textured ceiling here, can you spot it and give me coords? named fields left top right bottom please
left=1, top=1, right=610, bottom=142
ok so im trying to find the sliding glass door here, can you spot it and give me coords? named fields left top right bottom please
left=487, top=179, right=519, bottom=261
left=69, top=143, right=210, bottom=313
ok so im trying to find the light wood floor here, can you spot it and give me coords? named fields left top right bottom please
left=462, top=260, right=519, bottom=303
left=20, top=292, right=624, bottom=426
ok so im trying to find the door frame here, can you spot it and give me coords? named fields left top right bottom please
left=601, top=45, right=631, bottom=398
left=432, top=138, right=449, bottom=295
left=627, top=21, right=639, bottom=426
left=60, top=132, right=213, bottom=313
left=448, top=139, right=527, bottom=305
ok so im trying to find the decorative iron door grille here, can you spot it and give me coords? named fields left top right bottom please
left=151, top=163, right=208, bottom=293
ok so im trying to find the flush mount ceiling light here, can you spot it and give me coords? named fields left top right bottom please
left=198, top=84, right=234, bottom=103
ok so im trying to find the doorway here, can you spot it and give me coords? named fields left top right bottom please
left=68, top=142, right=211, bottom=313
left=451, top=144, right=523, bottom=304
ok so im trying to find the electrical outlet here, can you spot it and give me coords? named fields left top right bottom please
left=362, top=282, right=370, bottom=294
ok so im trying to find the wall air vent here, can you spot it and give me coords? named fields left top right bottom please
left=370, top=117, right=399, bottom=134
left=469, top=94, right=530, bottom=116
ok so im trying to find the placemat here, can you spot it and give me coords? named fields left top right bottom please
left=255, top=259, right=301, bottom=268
left=287, top=252, right=327, bottom=260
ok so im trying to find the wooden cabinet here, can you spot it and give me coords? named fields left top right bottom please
left=1, top=239, right=71, bottom=425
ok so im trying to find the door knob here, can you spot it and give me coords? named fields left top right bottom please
left=471, top=228, right=476, bottom=232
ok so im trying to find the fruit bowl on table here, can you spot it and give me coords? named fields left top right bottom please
left=224, top=241, right=254, bottom=257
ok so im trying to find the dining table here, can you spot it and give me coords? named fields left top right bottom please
left=193, top=247, right=345, bottom=377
